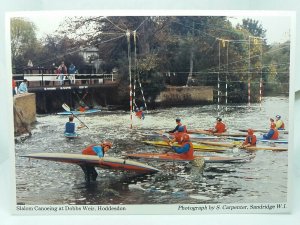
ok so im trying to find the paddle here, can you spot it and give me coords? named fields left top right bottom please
left=62, top=103, right=89, bottom=129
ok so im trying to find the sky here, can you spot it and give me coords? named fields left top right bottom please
left=26, top=13, right=291, bottom=44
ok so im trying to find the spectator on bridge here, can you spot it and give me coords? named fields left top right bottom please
left=56, top=61, right=68, bottom=85
left=68, top=63, right=77, bottom=85
left=18, top=79, right=28, bottom=94
left=12, top=79, right=17, bottom=96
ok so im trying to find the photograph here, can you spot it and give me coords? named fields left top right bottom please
left=10, top=10, right=293, bottom=215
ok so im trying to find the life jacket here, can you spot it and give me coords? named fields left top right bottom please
left=179, top=141, right=194, bottom=160
left=78, top=106, right=86, bottom=112
left=174, top=132, right=184, bottom=144
left=12, top=80, right=16, bottom=88
left=277, top=120, right=285, bottom=129
left=244, top=135, right=257, bottom=146
left=270, top=128, right=279, bottom=140
left=135, top=110, right=143, bottom=119
left=65, top=122, right=75, bottom=133
left=215, top=122, right=226, bottom=133
left=82, top=144, right=97, bottom=155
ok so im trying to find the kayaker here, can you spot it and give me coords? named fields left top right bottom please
left=169, top=126, right=185, bottom=144
left=263, top=123, right=279, bottom=140
left=241, top=129, right=257, bottom=147
left=65, top=115, right=84, bottom=134
left=168, top=133, right=194, bottom=160
left=209, top=117, right=227, bottom=134
left=78, top=100, right=89, bottom=112
left=275, top=115, right=285, bottom=130
left=135, top=106, right=145, bottom=120
left=168, top=118, right=187, bottom=133
left=269, top=118, right=275, bottom=128
left=81, top=141, right=113, bottom=183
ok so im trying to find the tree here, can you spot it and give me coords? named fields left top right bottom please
left=10, top=17, right=39, bottom=71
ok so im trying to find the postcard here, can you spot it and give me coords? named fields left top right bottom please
left=8, top=10, right=295, bottom=215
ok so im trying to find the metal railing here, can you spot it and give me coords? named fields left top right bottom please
left=13, top=73, right=116, bottom=87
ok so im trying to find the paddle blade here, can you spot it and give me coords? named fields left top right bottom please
left=62, top=103, right=70, bottom=112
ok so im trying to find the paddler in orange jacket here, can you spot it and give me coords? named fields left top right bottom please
left=241, top=129, right=257, bottom=147
left=263, top=123, right=279, bottom=140
left=209, top=117, right=227, bottom=134
left=168, top=133, right=194, bottom=160
left=81, top=141, right=113, bottom=183
left=169, top=126, right=186, bottom=144
left=135, top=106, right=145, bottom=120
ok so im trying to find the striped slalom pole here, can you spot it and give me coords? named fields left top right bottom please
left=225, top=74, right=228, bottom=111
left=137, top=77, right=148, bottom=113
left=126, top=30, right=133, bottom=129
left=218, top=72, right=220, bottom=115
left=259, top=77, right=262, bottom=110
left=248, top=78, right=251, bottom=108
left=218, top=40, right=221, bottom=116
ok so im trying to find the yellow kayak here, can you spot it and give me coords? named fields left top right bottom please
left=197, top=141, right=288, bottom=151
left=142, top=140, right=228, bottom=152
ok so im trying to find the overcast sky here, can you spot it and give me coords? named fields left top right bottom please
left=26, top=13, right=291, bottom=44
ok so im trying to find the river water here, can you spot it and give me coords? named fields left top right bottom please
left=15, top=96, right=289, bottom=205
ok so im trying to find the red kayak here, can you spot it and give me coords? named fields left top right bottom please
left=125, top=152, right=252, bottom=163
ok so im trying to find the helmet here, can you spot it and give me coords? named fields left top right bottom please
left=247, top=129, right=254, bottom=135
left=178, top=126, right=184, bottom=132
left=216, top=117, right=222, bottom=122
left=175, top=118, right=181, bottom=122
left=182, top=134, right=190, bottom=141
left=102, top=141, right=113, bottom=148
left=276, top=115, right=281, bottom=119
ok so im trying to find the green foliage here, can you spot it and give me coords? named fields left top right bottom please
left=10, top=18, right=39, bottom=70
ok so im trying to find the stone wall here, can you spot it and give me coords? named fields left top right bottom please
left=13, top=93, right=36, bottom=135
left=156, top=86, right=213, bottom=106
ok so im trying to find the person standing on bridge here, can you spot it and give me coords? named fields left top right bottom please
left=56, top=61, right=67, bottom=85
left=68, top=63, right=77, bottom=85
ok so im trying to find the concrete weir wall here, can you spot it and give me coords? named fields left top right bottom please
left=13, top=93, right=36, bottom=135
left=156, top=86, right=213, bottom=105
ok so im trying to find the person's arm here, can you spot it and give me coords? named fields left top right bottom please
left=171, top=143, right=190, bottom=154
left=169, top=125, right=179, bottom=133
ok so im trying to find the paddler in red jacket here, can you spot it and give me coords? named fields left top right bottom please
left=169, top=126, right=186, bottom=144
left=241, top=129, right=257, bottom=147
left=81, top=141, right=113, bottom=183
left=168, top=133, right=194, bottom=160
left=209, top=117, right=227, bottom=134
left=263, top=123, right=279, bottom=140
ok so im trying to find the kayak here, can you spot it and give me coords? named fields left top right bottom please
left=197, top=141, right=288, bottom=151
left=57, top=109, right=101, bottom=115
left=187, top=129, right=247, bottom=137
left=64, top=132, right=79, bottom=139
left=125, top=152, right=252, bottom=163
left=227, top=136, right=288, bottom=144
left=143, top=132, right=220, bottom=140
left=142, top=140, right=228, bottom=152
left=238, top=129, right=288, bottom=134
left=21, top=153, right=159, bottom=174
